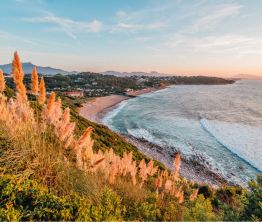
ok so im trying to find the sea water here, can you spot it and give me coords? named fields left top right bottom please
left=103, top=80, right=262, bottom=185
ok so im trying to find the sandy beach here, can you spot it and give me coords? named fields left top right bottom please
left=79, top=88, right=232, bottom=187
left=79, top=95, right=128, bottom=123
left=79, top=87, right=163, bottom=123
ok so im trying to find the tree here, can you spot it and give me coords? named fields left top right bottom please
left=242, top=174, right=262, bottom=221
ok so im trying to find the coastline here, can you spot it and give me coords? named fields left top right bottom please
left=79, top=95, right=129, bottom=123
left=79, top=87, right=164, bottom=123
left=79, top=87, right=232, bottom=188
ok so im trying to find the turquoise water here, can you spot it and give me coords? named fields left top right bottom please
left=103, top=80, right=262, bottom=185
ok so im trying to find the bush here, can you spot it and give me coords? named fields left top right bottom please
left=183, top=194, right=217, bottom=221
left=0, top=174, right=129, bottom=221
left=242, top=174, right=262, bottom=221
left=130, top=194, right=161, bottom=221
left=0, top=174, right=88, bottom=220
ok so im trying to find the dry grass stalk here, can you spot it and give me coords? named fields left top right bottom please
left=0, top=51, right=195, bottom=200
left=190, top=188, right=199, bottom=201
left=12, top=52, right=27, bottom=99
left=164, top=179, right=173, bottom=193
left=139, top=159, right=148, bottom=187
left=38, top=76, right=46, bottom=105
left=178, top=191, right=184, bottom=203
left=173, top=153, right=181, bottom=181
left=155, top=171, right=163, bottom=191
left=0, top=69, right=5, bottom=93
left=31, top=66, right=39, bottom=95
left=47, top=92, right=56, bottom=111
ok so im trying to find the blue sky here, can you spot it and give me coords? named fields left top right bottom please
left=1, top=0, right=262, bottom=76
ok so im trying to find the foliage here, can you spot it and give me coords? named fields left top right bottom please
left=0, top=174, right=125, bottom=221
left=242, top=174, right=262, bottom=221
left=0, top=52, right=259, bottom=221
left=5, top=72, right=234, bottom=98
left=183, top=194, right=217, bottom=221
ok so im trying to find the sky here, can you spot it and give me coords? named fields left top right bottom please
left=0, top=0, right=262, bottom=77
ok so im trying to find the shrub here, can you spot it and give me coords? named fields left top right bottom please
left=130, top=194, right=161, bottom=221
left=242, top=174, right=262, bottom=221
left=183, top=194, right=217, bottom=221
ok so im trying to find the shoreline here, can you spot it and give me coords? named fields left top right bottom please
left=79, top=87, right=165, bottom=123
left=79, top=87, right=233, bottom=188
left=79, top=95, right=129, bottom=123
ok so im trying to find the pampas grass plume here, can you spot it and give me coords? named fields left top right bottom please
left=38, top=76, right=46, bottom=105
left=0, top=69, right=5, bottom=93
left=31, top=66, right=39, bottom=95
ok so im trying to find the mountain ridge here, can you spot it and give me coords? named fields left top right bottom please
left=101, top=70, right=168, bottom=77
left=0, top=62, right=77, bottom=75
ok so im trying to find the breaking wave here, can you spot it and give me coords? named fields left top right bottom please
left=200, top=118, right=262, bottom=171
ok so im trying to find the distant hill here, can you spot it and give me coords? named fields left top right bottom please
left=102, top=70, right=168, bottom=77
left=232, top=74, right=262, bottom=80
left=0, top=62, right=77, bottom=75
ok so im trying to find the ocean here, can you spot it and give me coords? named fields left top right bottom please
left=102, top=80, right=262, bottom=186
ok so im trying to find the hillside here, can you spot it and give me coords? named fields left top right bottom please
left=0, top=53, right=261, bottom=221
left=4, top=72, right=235, bottom=98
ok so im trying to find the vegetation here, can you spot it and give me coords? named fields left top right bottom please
left=0, top=52, right=260, bottom=221
left=5, top=71, right=234, bottom=97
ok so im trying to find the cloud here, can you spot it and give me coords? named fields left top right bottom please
left=113, top=2, right=174, bottom=32
left=187, top=3, right=243, bottom=33
left=167, top=34, right=262, bottom=56
left=114, top=21, right=167, bottom=32
left=116, top=10, right=127, bottom=19
left=23, top=13, right=103, bottom=39
left=15, top=0, right=45, bottom=4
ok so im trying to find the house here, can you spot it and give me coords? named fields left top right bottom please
left=63, top=91, right=84, bottom=98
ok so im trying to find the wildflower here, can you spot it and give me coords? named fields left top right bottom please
left=31, top=67, right=39, bottom=95
left=38, top=77, right=46, bottom=105
left=0, top=69, right=5, bottom=93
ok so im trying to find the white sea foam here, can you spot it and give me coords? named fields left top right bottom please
left=127, top=128, right=164, bottom=146
left=102, top=100, right=128, bottom=126
left=200, top=118, right=262, bottom=171
left=103, top=81, right=262, bottom=184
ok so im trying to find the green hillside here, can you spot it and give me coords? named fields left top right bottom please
left=0, top=53, right=261, bottom=221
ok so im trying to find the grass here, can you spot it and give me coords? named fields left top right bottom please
left=0, top=80, right=260, bottom=221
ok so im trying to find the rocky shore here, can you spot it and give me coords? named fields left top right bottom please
left=79, top=87, right=235, bottom=188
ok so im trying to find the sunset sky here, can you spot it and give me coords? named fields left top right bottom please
left=1, top=0, right=262, bottom=77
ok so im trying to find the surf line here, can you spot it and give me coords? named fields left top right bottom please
left=199, top=118, right=261, bottom=173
